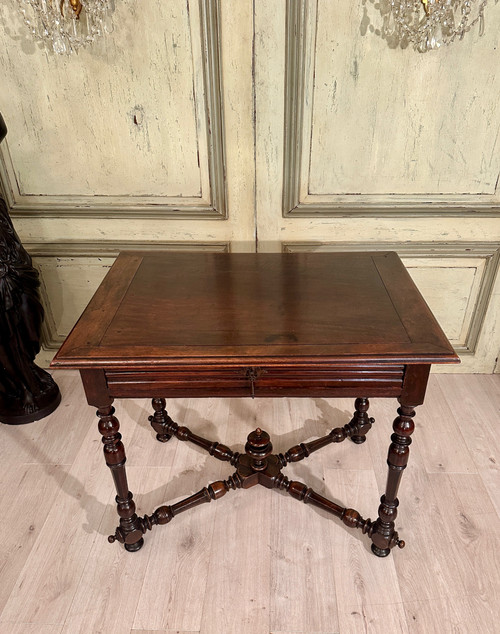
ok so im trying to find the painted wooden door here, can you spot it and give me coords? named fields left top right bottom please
left=1, top=0, right=499, bottom=371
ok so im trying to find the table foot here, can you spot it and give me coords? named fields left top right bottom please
left=125, top=538, right=144, bottom=552
left=350, top=397, right=374, bottom=444
left=371, top=544, right=390, bottom=557
left=371, top=534, right=406, bottom=557
left=371, top=536, right=406, bottom=558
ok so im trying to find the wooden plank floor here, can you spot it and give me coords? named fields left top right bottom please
left=0, top=371, right=499, bottom=634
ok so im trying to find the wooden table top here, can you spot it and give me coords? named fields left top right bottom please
left=51, top=251, right=459, bottom=370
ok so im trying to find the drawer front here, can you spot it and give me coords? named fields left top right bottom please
left=106, top=364, right=405, bottom=398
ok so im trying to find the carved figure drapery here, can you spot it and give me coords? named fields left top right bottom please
left=0, top=113, right=61, bottom=424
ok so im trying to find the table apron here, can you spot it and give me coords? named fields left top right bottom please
left=105, top=366, right=405, bottom=399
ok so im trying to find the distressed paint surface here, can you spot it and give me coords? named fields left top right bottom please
left=0, top=1, right=255, bottom=241
left=0, top=1, right=205, bottom=198
left=405, top=261, right=481, bottom=344
left=34, top=256, right=114, bottom=343
left=309, top=0, right=500, bottom=196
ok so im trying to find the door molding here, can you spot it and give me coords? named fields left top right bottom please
left=282, top=0, right=500, bottom=219
left=0, top=1, right=227, bottom=221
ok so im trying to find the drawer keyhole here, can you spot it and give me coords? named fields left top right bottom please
left=245, top=367, right=266, bottom=398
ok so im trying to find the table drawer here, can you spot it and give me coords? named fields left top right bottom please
left=106, top=364, right=405, bottom=398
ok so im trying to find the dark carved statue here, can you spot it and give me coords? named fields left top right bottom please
left=0, top=113, right=61, bottom=424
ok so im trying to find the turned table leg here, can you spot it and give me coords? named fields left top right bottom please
left=370, top=364, right=430, bottom=557
left=97, top=404, right=145, bottom=551
left=80, top=369, right=145, bottom=552
left=370, top=403, right=414, bottom=556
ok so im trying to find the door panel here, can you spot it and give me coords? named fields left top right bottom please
left=309, top=1, right=499, bottom=197
left=0, top=1, right=226, bottom=214
left=280, top=0, right=500, bottom=216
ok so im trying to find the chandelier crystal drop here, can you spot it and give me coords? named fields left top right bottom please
left=384, top=0, right=489, bottom=51
left=17, top=0, right=112, bottom=55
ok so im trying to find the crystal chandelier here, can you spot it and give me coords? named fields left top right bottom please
left=17, top=0, right=113, bottom=55
left=382, top=0, right=489, bottom=51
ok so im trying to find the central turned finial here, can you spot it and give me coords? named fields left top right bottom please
left=245, top=427, right=272, bottom=471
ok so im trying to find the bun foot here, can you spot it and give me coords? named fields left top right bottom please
left=371, top=544, right=391, bottom=557
left=125, top=537, right=144, bottom=552
left=155, top=433, right=171, bottom=443
left=350, top=435, right=366, bottom=444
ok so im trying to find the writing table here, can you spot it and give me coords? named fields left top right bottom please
left=51, top=251, right=459, bottom=556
